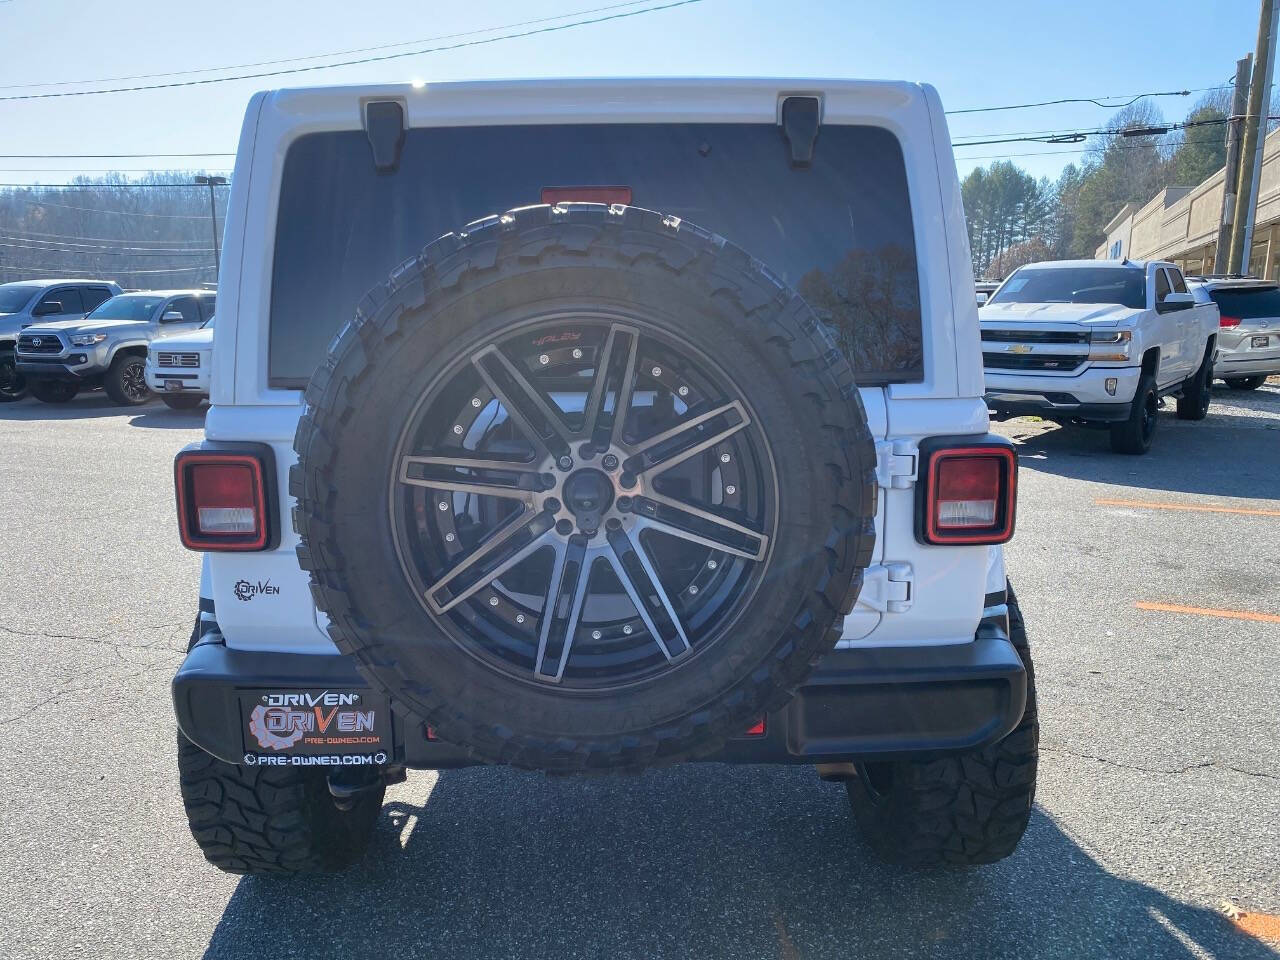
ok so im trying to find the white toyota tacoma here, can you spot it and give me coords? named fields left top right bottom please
left=981, top=259, right=1219, bottom=453
left=170, top=77, right=1036, bottom=875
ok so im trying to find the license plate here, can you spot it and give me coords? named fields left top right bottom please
left=239, top=688, right=393, bottom=766
left=1252, top=335, right=1270, bottom=348
left=163, top=380, right=184, bottom=392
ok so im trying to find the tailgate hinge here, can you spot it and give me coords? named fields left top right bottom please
left=874, top=438, right=918, bottom=489
left=857, top=563, right=914, bottom=614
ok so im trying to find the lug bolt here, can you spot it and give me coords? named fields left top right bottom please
left=453, top=424, right=463, bottom=435
left=516, top=614, right=526, bottom=624
left=557, top=455, right=574, bottom=471
left=602, top=453, right=619, bottom=470
left=541, top=473, right=557, bottom=489
left=556, top=519, right=573, bottom=535
left=579, top=443, right=596, bottom=459
left=488, top=596, right=499, bottom=607
left=572, top=348, right=583, bottom=359
left=539, top=354, right=550, bottom=365
left=445, top=532, right=456, bottom=543
left=616, top=496, right=632, bottom=512
left=678, top=385, right=689, bottom=397
left=606, top=517, right=622, bottom=530
left=544, top=497, right=561, bottom=513
left=619, top=472, right=636, bottom=489
left=720, top=453, right=731, bottom=463
left=438, top=501, right=449, bottom=511
left=651, top=365, right=662, bottom=377
left=725, top=484, right=736, bottom=495
left=471, top=397, right=482, bottom=408
left=623, top=624, right=633, bottom=635
left=707, top=559, right=717, bottom=570
left=688, top=585, right=699, bottom=595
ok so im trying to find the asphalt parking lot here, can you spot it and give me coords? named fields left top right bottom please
left=0, top=384, right=1277, bottom=960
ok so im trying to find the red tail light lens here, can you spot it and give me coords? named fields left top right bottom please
left=541, top=185, right=633, bottom=205
left=1220, top=315, right=1241, bottom=327
left=743, top=718, right=766, bottom=737
left=920, top=445, right=1017, bottom=545
left=175, top=451, right=271, bottom=551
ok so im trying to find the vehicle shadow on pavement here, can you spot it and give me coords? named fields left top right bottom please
left=1010, top=413, right=1280, bottom=502
left=203, top=765, right=1274, bottom=960
left=0, top=394, right=206, bottom=426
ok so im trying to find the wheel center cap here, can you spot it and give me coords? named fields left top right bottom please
left=563, top=468, right=614, bottom=530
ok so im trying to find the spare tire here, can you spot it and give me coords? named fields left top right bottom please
left=292, top=204, right=876, bottom=772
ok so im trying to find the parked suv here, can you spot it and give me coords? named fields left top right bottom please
left=17, top=289, right=214, bottom=405
left=981, top=259, right=1219, bottom=453
left=0, top=279, right=120, bottom=402
left=146, top=315, right=214, bottom=409
left=171, top=78, right=1035, bottom=875
left=1187, top=276, right=1280, bottom=390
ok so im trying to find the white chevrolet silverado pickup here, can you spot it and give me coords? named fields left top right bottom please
left=980, top=259, right=1219, bottom=453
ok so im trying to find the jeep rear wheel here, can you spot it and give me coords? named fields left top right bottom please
left=103, top=353, right=151, bottom=405
left=292, top=204, right=876, bottom=773
left=845, top=582, right=1038, bottom=865
left=177, top=733, right=384, bottom=874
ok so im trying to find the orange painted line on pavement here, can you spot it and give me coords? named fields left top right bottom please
left=1095, top=498, right=1280, bottom=517
left=1137, top=602, right=1280, bottom=624
left=1229, top=909, right=1280, bottom=946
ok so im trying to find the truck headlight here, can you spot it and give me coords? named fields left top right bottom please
left=70, top=333, right=107, bottom=346
left=1088, top=330, right=1131, bottom=361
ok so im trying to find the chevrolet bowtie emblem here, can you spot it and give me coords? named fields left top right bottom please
left=1006, top=343, right=1032, bottom=354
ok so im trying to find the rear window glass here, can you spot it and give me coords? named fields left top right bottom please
left=269, top=123, right=923, bottom=388
left=1207, top=285, right=1280, bottom=318
left=990, top=266, right=1145, bottom=310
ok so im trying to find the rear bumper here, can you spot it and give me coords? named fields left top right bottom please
left=174, top=605, right=1026, bottom=769
left=1213, top=353, right=1280, bottom=378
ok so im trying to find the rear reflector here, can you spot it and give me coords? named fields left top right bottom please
left=175, top=451, right=271, bottom=551
left=1220, top=315, right=1241, bottom=327
left=744, top=718, right=766, bottom=737
left=920, top=444, right=1016, bottom=545
left=541, top=185, right=633, bottom=205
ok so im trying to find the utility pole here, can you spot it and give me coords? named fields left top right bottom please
left=1229, top=0, right=1279, bottom=275
left=194, top=175, right=227, bottom=280
left=1217, top=54, right=1253, bottom=271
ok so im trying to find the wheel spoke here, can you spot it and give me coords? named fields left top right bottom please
left=581, top=324, right=640, bottom=447
left=624, top=400, right=749, bottom=476
left=472, top=344, right=574, bottom=459
left=399, top=454, right=542, bottom=503
left=605, top=526, right=691, bottom=661
left=632, top=503, right=767, bottom=561
left=425, top=508, right=552, bottom=614
left=534, top=539, right=592, bottom=682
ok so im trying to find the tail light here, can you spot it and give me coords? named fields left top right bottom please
left=917, top=440, right=1017, bottom=545
left=1220, top=315, right=1241, bottom=327
left=541, top=185, right=633, bottom=205
left=174, top=448, right=276, bottom=551
left=743, top=718, right=766, bottom=737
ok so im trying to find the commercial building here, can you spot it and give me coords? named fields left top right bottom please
left=1096, top=125, right=1280, bottom=278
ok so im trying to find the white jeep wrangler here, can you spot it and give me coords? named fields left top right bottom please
left=981, top=259, right=1219, bottom=454
left=171, top=78, right=1035, bottom=875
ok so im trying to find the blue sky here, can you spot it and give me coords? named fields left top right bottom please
left=0, top=0, right=1266, bottom=186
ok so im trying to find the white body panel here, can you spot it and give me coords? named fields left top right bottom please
left=198, top=77, right=995, bottom=654
left=146, top=326, right=212, bottom=396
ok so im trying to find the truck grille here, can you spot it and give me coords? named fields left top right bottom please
left=981, top=329, right=1089, bottom=344
left=984, top=353, right=1085, bottom=372
left=17, top=333, right=64, bottom=354
left=157, top=352, right=200, bottom=368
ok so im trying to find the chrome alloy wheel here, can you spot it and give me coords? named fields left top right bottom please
left=389, top=316, right=780, bottom=690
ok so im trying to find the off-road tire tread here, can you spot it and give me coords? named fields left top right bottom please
left=845, top=580, right=1038, bottom=866
left=1176, top=345, right=1212, bottom=420
left=1109, top=372, right=1157, bottom=454
left=290, top=203, right=876, bottom=773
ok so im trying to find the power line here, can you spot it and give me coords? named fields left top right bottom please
left=0, top=234, right=214, bottom=253
left=7, top=196, right=213, bottom=219
left=944, top=87, right=1227, bottom=115
left=0, top=263, right=213, bottom=276
left=0, top=182, right=229, bottom=189
left=2, top=226, right=213, bottom=245
left=954, top=136, right=1231, bottom=163
left=0, top=153, right=233, bottom=159
left=0, top=0, right=704, bottom=102
left=0, top=1, right=657, bottom=92
left=0, top=240, right=212, bottom=256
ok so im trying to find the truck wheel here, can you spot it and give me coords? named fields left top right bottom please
left=103, top=353, right=152, bottom=405
left=1175, top=351, right=1213, bottom=421
left=0, top=349, right=26, bottom=402
left=1109, top=372, right=1158, bottom=454
left=293, top=203, right=877, bottom=773
left=161, top=394, right=205, bottom=410
left=177, top=733, right=384, bottom=874
left=28, top=379, right=78, bottom=404
left=1225, top=375, right=1267, bottom=390
left=845, top=582, right=1038, bottom=865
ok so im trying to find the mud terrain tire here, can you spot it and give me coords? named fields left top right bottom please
left=293, top=203, right=876, bottom=772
